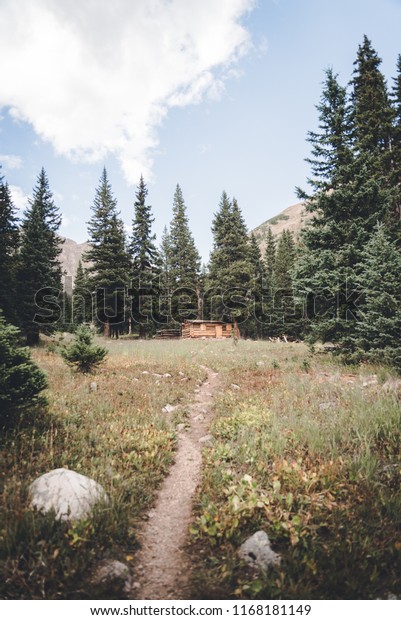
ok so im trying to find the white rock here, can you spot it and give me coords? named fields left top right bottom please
left=29, top=468, right=108, bottom=522
left=90, top=382, right=98, bottom=392
left=142, top=371, right=149, bottom=375
left=238, top=531, right=280, bottom=571
left=162, top=404, right=177, bottom=414
left=153, top=373, right=163, bottom=378
left=163, top=373, right=172, bottom=378
left=92, top=560, right=130, bottom=586
left=178, top=372, right=185, bottom=377
left=231, top=383, right=240, bottom=390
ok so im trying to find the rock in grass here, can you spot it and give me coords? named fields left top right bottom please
left=199, top=434, right=213, bottom=444
left=238, top=531, right=280, bottom=571
left=92, top=560, right=130, bottom=587
left=162, top=404, right=177, bottom=414
left=29, top=468, right=108, bottom=522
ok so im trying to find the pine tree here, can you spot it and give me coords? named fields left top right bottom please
left=159, top=226, right=173, bottom=324
left=273, top=230, right=299, bottom=338
left=207, top=193, right=253, bottom=328
left=353, top=225, right=401, bottom=370
left=248, top=232, right=265, bottom=337
left=72, top=260, right=92, bottom=326
left=16, top=169, right=63, bottom=345
left=391, top=54, right=401, bottom=219
left=351, top=36, right=397, bottom=230
left=0, top=171, right=19, bottom=324
left=169, top=185, right=201, bottom=323
left=351, top=35, right=393, bottom=156
left=84, top=169, right=130, bottom=337
left=61, top=325, right=107, bottom=373
left=129, top=176, right=159, bottom=337
left=262, top=227, right=277, bottom=336
left=0, top=312, right=47, bottom=423
left=264, top=227, right=276, bottom=285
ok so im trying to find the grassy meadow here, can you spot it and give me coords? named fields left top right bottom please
left=1, top=337, right=401, bottom=599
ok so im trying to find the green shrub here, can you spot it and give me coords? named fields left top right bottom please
left=0, top=314, right=47, bottom=421
left=61, top=326, right=107, bottom=373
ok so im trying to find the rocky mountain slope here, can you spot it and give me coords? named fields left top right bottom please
left=60, top=238, right=90, bottom=290
left=251, top=201, right=311, bottom=254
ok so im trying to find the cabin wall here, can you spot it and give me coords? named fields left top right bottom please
left=181, top=322, right=233, bottom=338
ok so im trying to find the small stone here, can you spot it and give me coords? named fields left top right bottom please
left=256, top=361, right=264, bottom=366
left=238, top=531, right=280, bottom=572
left=153, top=373, right=163, bottom=378
left=176, top=423, right=185, bottom=432
left=231, top=383, right=240, bottom=390
left=163, top=373, right=172, bottom=378
left=142, top=371, right=149, bottom=375
left=194, top=414, right=204, bottom=421
left=133, top=377, right=139, bottom=382
left=199, top=434, right=213, bottom=444
left=92, top=560, right=130, bottom=586
left=162, top=403, right=177, bottom=414
left=178, top=371, right=185, bottom=377
left=90, top=381, right=97, bottom=391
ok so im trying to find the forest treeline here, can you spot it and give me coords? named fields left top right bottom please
left=1, top=36, right=401, bottom=368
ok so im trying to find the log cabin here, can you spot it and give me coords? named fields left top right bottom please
left=181, top=320, right=239, bottom=339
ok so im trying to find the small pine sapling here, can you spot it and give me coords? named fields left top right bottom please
left=61, top=325, right=107, bottom=373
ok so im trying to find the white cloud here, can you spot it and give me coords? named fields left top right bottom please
left=9, top=185, right=29, bottom=211
left=0, top=0, right=253, bottom=184
left=0, top=154, right=23, bottom=170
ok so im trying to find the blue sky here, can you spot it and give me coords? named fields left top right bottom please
left=1, top=0, right=401, bottom=262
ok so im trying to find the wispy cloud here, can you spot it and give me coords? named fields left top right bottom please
left=0, top=0, right=253, bottom=184
left=0, top=154, right=23, bottom=170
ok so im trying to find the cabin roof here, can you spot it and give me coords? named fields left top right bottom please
left=182, top=319, right=228, bottom=324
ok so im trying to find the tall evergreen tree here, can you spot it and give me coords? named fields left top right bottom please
left=169, top=185, right=201, bottom=322
left=353, top=225, right=401, bottom=369
left=207, top=193, right=253, bottom=328
left=351, top=35, right=393, bottom=156
left=72, top=260, right=92, bottom=325
left=0, top=171, right=19, bottom=324
left=129, top=176, right=159, bottom=337
left=264, top=227, right=276, bottom=286
left=84, top=168, right=130, bottom=337
left=248, top=232, right=265, bottom=337
left=159, top=225, right=173, bottom=324
left=262, top=227, right=277, bottom=336
left=17, top=168, right=63, bottom=345
left=391, top=54, right=401, bottom=219
left=273, top=230, right=300, bottom=338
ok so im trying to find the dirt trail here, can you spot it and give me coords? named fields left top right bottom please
left=131, top=366, right=220, bottom=600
